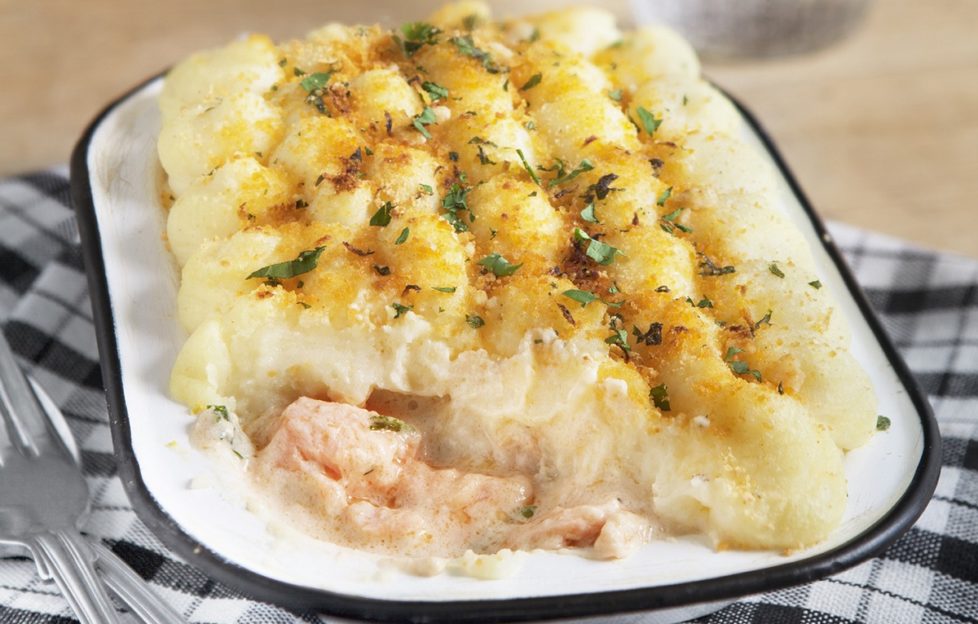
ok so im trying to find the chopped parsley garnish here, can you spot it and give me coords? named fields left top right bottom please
left=441, top=183, right=471, bottom=232
left=421, top=80, right=449, bottom=101
left=373, top=265, right=391, bottom=276
left=580, top=203, right=599, bottom=223
left=208, top=404, right=230, bottom=421
left=400, top=22, right=441, bottom=56
left=516, top=148, right=541, bottom=185
left=649, top=384, right=670, bottom=411
left=769, top=262, right=785, bottom=278
left=450, top=35, right=503, bottom=73
left=548, top=159, right=594, bottom=187
left=698, top=253, right=735, bottom=276
left=394, top=227, right=410, bottom=245
left=573, top=228, right=621, bottom=265
left=299, top=71, right=332, bottom=114
left=466, top=313, right=486, bottom=328
left=876, top=415, right=891, bottom=431
left=777, top=381, right=784, bottom=395
left=608, top=89, right=623, bottom=102
left=369, top=414, right=412, bottom=432
left=636, top=106, right=662, bottom=135
left=659, top=206, right=693, bottom=234
left=809, top=280, right=822, bottom=289
left=412, top=106, right=437, bottom=139
left=656, top=186, right=672, bottom=206
left=753, top=309, right=773, bottom=330
left=724, top=346, right=762, bottom=381
left=391, top=303, right=413, bottom=318
left=299, top=72, right=332, bottom=92
left=247, top=246, right=325, bottom=280
left=294, top=198, right=308, bottom=209
left=520, top=505, right=537, bottom=519
left=369, top=201, right=394, bottom=227
left=633, top=322, right=663, bottom=346
left=419, top=183, right=434, bottom=195
left=686, top=295, right=713, bottom=308
left=563, top=289, right=598, bottom=307
left=605, top=326, right=631, bottom=353
left=520, top=73, right=542, bottom=91
left=478, top=253, right=522, bottom=277
left=585, top=173, right=618, bottom=201
left=433, top=286, right=457, bottom=293
left=293, top=67, right=306, bottom=76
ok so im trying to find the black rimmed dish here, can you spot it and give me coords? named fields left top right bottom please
left=70, top=74, right=941, bottom=623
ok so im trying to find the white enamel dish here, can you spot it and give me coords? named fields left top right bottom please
left=70, top=75, right=941, bottom=623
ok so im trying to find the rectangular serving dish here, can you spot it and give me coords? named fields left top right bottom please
left=70, top=75, right=941, bottom=623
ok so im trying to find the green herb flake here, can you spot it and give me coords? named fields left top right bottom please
left=395, top=227, right=410, bottom=245
left=876, top=415, right=891, bottom=431
left=478, top=253, right=522, bottom=277
left=400, top=22, right=442, bottom=56
left=412, top=106, right=437, bottom=139
left=466, top=313, right=485, bottom=328
left=419, top=183, right=434, bottom=195
left=563, top=289, right=598, bottom=307
left=299, top=72, right=332, bottom=92
left=656, top=186, right=672, bottom=206
left=373, top=264, right=391, bottom=276
left=293, top=67, right=306, bottom=76
left=580, top=203, right=599, bottom=223
left=649, top=384, right=670, bottom=411
left=777, top=381, right=784, bottom=395
left=421, top=80, right=449, bottom=101
left=516, top=148, right=541, bottom=185
left=769, top=262, right=786, bottom=278
left=247, top=246, right=326, bottom=280
left=433, top=286, right=457, bottom=293
left=809, top=280, right=823, bottom=289
left=369, top=414, right=412, bottom=432
left=521, top=73, right=542, bottom=91
left=605, top=327, right=631, bottom=353
left=450, top=35, right=502, bottom=73
left=574, top=229, right=620, bottom=265
left=392, top=302, right=413, bottom=318
left=636, top=106, right=662, bottom=135
left=232, top=449, right=245, bottom=460
left=609, top=88, right=623, bottom=102
left=753, top=309, right=773, bottom=330
left=724, top=346, right=761, bottom=380
left=548, top=159, right=594, bottom=187
left=698, top=254, right=736, bottom=277
left=520, top=505, right=537, bottom=519
left=441, top=183, right=471, bottom=232
left=686, top=295, right=713, bottom=309
left=208, top=404, right=230, bottom=421
left=369, top=201, right=394, bottom=227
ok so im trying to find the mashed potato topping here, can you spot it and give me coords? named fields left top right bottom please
left=161, top=2, right=878, bottom=561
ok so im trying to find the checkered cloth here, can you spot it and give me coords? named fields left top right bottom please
left=0, top=170, right=975, bottom=623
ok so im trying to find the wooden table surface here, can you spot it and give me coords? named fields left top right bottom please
left=1, top=0, right=975, bottom=257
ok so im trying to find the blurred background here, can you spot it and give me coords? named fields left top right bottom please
left=0, top=0, right=974, bottom=257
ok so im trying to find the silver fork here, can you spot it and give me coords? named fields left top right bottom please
left=0, top=330, right=183, bottom=623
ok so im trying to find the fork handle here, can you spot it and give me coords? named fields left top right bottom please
left=93, top=542, right=186, bottom=624
left=31, top=530, right=121, bottom=624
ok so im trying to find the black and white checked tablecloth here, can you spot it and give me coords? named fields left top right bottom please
left=0, top=169, right=975, bottom=623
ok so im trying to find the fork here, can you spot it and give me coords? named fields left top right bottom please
left=0, top=330, right=183, bottom=623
